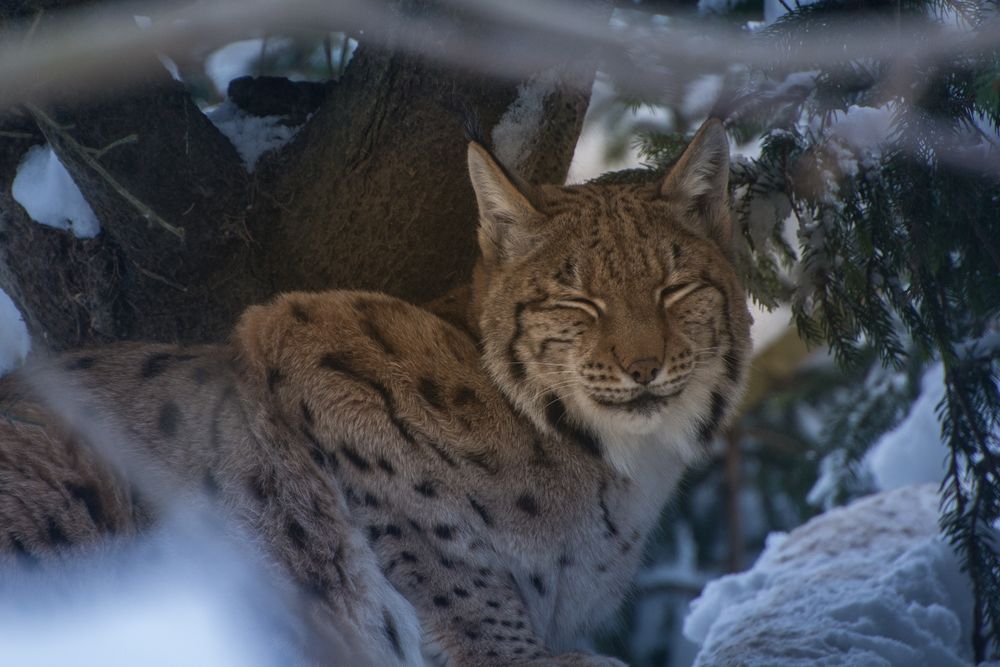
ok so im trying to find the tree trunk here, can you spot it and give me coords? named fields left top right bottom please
left=0, top=1, right=605, bottom=351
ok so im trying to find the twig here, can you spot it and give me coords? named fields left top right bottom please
left=0, top=130, right=36, bottom=139
left=134, top=262, right=188, bottom=292
left=25, top=103, right=185, bottom=240
left=87, top=133, right=138, bottom=159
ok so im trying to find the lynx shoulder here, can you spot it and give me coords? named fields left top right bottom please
left=0, top=118, right=750, bottom=666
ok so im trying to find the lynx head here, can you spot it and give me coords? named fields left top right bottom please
left=467, top=119, right=752, bottom=476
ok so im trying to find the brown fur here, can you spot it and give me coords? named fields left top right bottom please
left=0, top=119, right=750, bottom=666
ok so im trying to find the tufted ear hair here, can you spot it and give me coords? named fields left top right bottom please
left=660, top=118, right=731, bottom=247
left=467, top=141, right=542, bottom=264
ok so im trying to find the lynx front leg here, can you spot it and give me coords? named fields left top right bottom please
left=222, top=449, right=424, bottom=667
left=370, top=525, right=624, bottom=666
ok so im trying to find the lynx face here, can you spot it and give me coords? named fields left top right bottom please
left=468, top=120, right=752, bottom=474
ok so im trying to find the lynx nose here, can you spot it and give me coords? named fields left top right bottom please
left=625, top=358, right=660, bottom=385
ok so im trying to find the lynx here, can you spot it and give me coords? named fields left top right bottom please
left=0, top=118, right=750, bottom=665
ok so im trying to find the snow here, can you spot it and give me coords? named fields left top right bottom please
left=828, top=104, right=895, bottom=170
left=204, top=101, right=302, bottom=172
left=866, top=364, right=950, bottom=492
left=0, top=516, right=307, bottom=667
left=681, top=75, right=723, bottom=119
left=205, top=39, right=267, bottom=97
left=685, top=484, right=976, bottom=667
left=492, top=68, right=562, bottom=173
left=0, top=289, right=29, bottom=376
left=12, top=145, right=100, bottom=238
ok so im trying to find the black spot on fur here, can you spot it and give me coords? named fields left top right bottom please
left=341, top=444, right=371, bottom=471
left=290, top=302, right=312, bottom=324
left=9, top=534, right=37, bottom=566
left=417, top=377, right=445, bottom=411
left=473, top=578, right=487, bottom=588
left=452, top=386, right=480, bottom=407
left=300, top=400, right=314, bottom=425
left=723, top=350, right=743, bottom=382
left=202, top=471, right=221, bottom=495
left=598, top=481, right=619, bottom=538
left=515, top=493, right=539, bottom=516
left=248, top=473, right=275, bottom=502
left=433, top=524, right=454, bottom=540
left=468, top=496, right=494, bottom=526
left=384, top=524, right=403, bottom=538
left=158, top=402, right=181, bottom=437
left=377, top=457, right=396, bottom=475
left=319, top=353, right=418, bottom=445
left=267, top=367, right=283, bottom=393
left=453, top=587, right=469, bottom=598
left=544, top=395, right=602, bottom=458
left=141, top=352, right=174, bottom=379
left=65, top=356, right=96, bottom=371
left=46, top=516, right=69, bottom=546
left=368, top=525, right=382, bottom=541
left=401, top=551, right=418, bottom=563
left=304, top=428, right=338, bottom=472
left=432, top=595, right=450, bottom=608
left=697, top=391, right=728, bottom=445
left=414, top=480, right=436, bottom=497
left=530, top=438, right=553, bottom=467
left=486, top=600, right=501, bottom=609
left=530, top=574, right=546, bottom=596
left=361, top=319, right=397, bottom=357
left=440, top=557, right=454, bottom=569
left=383, top=608, right=405, bottom=659
left=66, top=483, right=106, bottom=528
left=287, top=520, right=307, bottom=548
left=210, top=385, right=236, bottom=450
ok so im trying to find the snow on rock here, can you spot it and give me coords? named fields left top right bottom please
left=685, top=484, right=975, bottom=667
left=12, top=145, right=100, bottom=238
left=0, top=289, right=29, bottom=376
left=866, top=364, right=949, bottom=492
left=204, top=101, right=301, bottom=172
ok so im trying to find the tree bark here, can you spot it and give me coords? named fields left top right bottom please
left=0, top=0, right=605, bottom=350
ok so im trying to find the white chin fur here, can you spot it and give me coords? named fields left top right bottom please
left=563, top=384, right=708, bottom=479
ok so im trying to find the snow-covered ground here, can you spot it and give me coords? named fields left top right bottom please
left=0, top=513, right=311, bottom=667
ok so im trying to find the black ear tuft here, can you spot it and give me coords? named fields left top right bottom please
left=443, top=97, right=489, bottom=147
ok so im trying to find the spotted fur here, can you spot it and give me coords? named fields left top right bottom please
left=0, top=119, right=749, bottom=666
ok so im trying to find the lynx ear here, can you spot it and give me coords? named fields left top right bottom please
left=467, top=141, right=541, bottom=264
left=660, top=118, right=731, bottom=246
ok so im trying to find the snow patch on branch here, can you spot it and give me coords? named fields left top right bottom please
left=12, top=145, right=100, bottom=239
left=492, top=69, right=561, bottom=173
left=685, top=484, right=975, bottom=667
